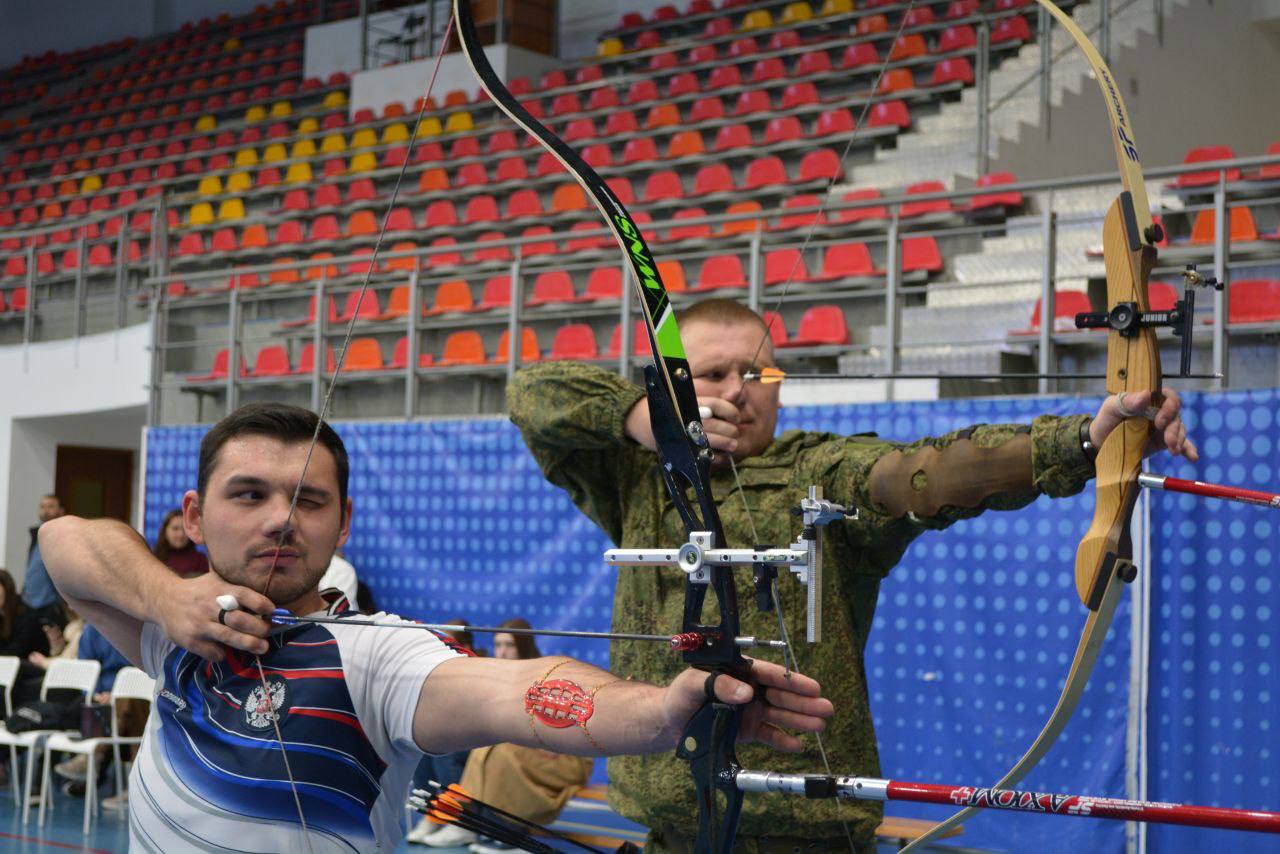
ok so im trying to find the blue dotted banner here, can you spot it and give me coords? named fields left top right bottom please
left=144, top=389, right=1280, bottom=852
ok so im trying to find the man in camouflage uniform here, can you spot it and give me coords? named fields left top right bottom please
left=507, top=298, right=1195, bottom=853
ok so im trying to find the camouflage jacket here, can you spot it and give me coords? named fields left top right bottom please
left=507, top=361, right=1095, bottom=845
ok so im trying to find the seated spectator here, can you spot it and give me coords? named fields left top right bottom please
left=420, top=619, right=592, bottom=852
left=0, top=569, right=51, bottom=662
left=153, top=509, right=209, bottom=578
left=53, top=623, right=146, bottom=807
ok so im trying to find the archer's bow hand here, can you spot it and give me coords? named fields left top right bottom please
left=663, top=660, right=833, bottom=754
left=1089, top=390, right=1199, bottom=462
left=159, top=572, right=275, bottom=662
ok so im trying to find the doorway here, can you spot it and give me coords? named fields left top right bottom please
left=55, top=445, right=134, bottom=521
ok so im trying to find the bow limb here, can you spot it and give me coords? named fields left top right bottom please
left=903, top=3, right=1160, bottom=849
left=451, top=2, right=743, bottom=851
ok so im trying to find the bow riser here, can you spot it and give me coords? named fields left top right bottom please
left=1075, top=194, right=1159, bottom=608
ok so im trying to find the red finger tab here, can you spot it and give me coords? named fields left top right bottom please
left=524, top=679, right=594, bottom=728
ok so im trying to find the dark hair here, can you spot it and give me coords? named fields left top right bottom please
left=152, top=508, right=184, bottom=563
left=198, top=403, right=349, bottom=508
left=499, top=618, right=540, bottom=660
left=355, top=581, right=377, bottom=615
left=443, top=617, right=474, bottom=651
left=0, top=569, right=27, bottom=643
left=41, top=493, right=62, bottom=504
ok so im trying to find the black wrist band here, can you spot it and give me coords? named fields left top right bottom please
left=1079, top=417, right=1099, bottom=463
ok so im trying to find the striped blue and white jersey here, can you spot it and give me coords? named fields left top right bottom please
left=131, top=603, right=462, bottom=852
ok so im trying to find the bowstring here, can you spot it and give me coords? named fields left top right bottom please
left=746, top=0, right=919, bottom=374
left=253, top=13, right=457, bottom=848
left=727, top=6, right=919, bottom=850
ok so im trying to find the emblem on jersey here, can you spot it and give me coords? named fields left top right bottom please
left=245, top=677, right=289, bottom=729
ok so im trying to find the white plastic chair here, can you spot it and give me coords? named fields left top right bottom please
left=39, top=666, right=154, bottom=834
left=0, top=657, right=100, bottom=825
left=0, top=657, right=23, bottom=804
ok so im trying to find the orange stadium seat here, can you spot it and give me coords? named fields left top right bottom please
left=1189, top=207, right=1259, bottom=245
left=425, top=280, right=474, bottom=315
left=343, top=338, right=384, bottom=371
left=490, top=327, right=539, bottom=364
left=336, top=290, right=382, bottom=323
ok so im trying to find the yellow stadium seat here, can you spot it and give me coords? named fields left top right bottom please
left=234, top=147, right=260, bottom=167
left=244, top=105, right=267, bottom=124
left=597, top=37, right=623, bottom=57
left=381, top=122, right=409, bottom=144
left=444, top=111, right=473, bottom=134
left=217, top=198, right=245, bottom=221
left=195, top=114, right=217, bottom=132
left=350, top=128, right=378, bottom=149
left=269, top=100, right=292, bottom=119
left=780, top=2, right=813, bottom=23
left=322, top=91, right=347, bottom=109
left=225, top=172, right=253, bottom=193
left=284, top=162, right=314, bottom=184
left=79, top=174, right=102, bottom=194
left=419, top=116, right=443, bottom=137
left=290, top=138, right=317, bottom=159
left=223, top=37, right=241, bottom=51
left=741, top=9, right=774, bottom=29
left=819, top=0, right=853, bottom=14
left=187, top=202, right=214, bottom=226
left=349, top=152, right=378, bottom=173
left=262, top=143, right=288, bottom=163
left=197, top=175, right=224, bottom=196
left=296, top=116, right=318, bottom=135
left=319, top=133, right=347, bottom=154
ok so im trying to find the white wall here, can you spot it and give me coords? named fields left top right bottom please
left=0, top=324, right=151, bottom=580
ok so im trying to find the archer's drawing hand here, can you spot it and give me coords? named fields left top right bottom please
left=663, top=660, right=833, bottom=753
left=157, top=572, right=275, bottom=662
left=1090, top=389, right=1199, bottom=462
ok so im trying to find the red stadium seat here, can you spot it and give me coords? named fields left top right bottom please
left=1227, top=279, right=1280, bottom=323
left=787, top=305, right=849, bottom=346
left=250, top=345, right=291, bottom=377
left=902, top=236, right=944, bottom=274
left=694, top=254, right=747, bottom=291
left=527, top=271, right=579, bottom=306
left=816, top=242, right=882, bottom=280
left=1176, top=145, right=1241, bottom=188
left=763, top=248, right=810, bottom=286
left=548, top=324, right=599, bottom=360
